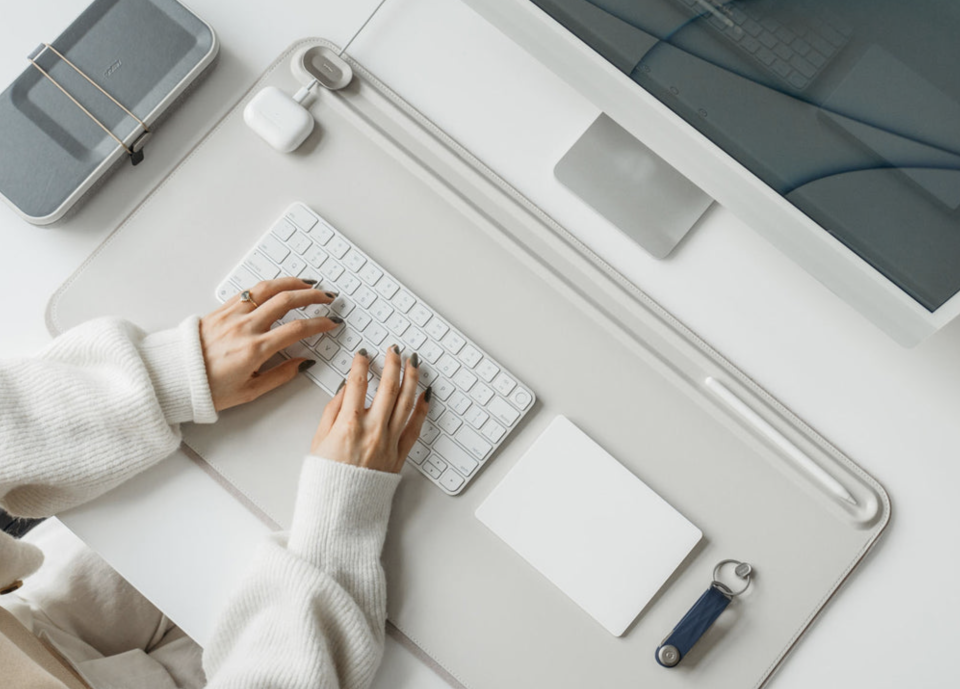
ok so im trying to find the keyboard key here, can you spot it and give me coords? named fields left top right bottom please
left=402, top=327, right=427, bottom=350
left=392, top=291, right=416, bottom=313
left=355, top=286, right=377, bottom=309
left=420, top=340, right=444, bottom=364
left=351, top=310, right=372, bottom=332
left=433, top=378, right=456, bottom=401
left=217, top=281, right=239, bottom=301
left=427, top=401, right=446, bottom=422
left=455, top=426, right=492, bottom=461
left=327, top=236, right=350, bottom=259
left=459, top=345, right=482, bottom=368
left=246, top=251, right=280, bottom=279
left=492, top=373, right=516, bottom=396
left=358, top=263, right=383, bottom=285
left=338, top=327, right=363, bottom=351
left=422, top=458, right=445, bottom=480
left=419, top=365, right=439, bottom=387
left=475, top=358, right=499, bottom=382
left=331, top=348, right=353, bottom=375
left=271, top=218, right=296, bottom=240
left=448, top=391, right=472, bottom=415
left=442, top=331, right=466, bottom=354
left=288, top=232, right=313, bottom=255
left=258, top=234, right=290, bottom=263
left=364, top=322, right=388, bottom=345
left=337, top=273, right=361, bottom=295
left=464, top=404, right=489, bottom=430
left=343, top=249, right=366, bottom=272
left=281, top=254, right=306, bottom=277
left=480, top=420, right=506, bottom=444
left=331, top=296, right=355, bottom=318
left=316, top=338, right=339, bottom=361
left=488, top=397, right=520, bottom=427
left=453, top=368, right=477, bottom=392
left=321, top=260, right=345, bottom=281
left=408, top=441, right=430, bottom=465
left=434, top=436, right=478, bottom=477
left=386, top=313, right=410, bottom=336
left=302, top=303, right=328, bottom=319
left=438, top=411, right=463, bottom=434
left=371, top=300, right=394, bottom=323
left=420, top=420, right=440, bottom=444
left=229, top=264, right=258, bottom=291
left=510, top=388, right=533, bottom=410
left=469, top=383, right=494, bottom=406
left=376, top=277, right=400, bottom=299
left=286, top=205, right=318, bottom=231
left=409, top=303, right=432, bottom=327
left=436, top=354, right=461, bottom=378
left=438, top=469, right=464, bottom=493
left=425, top=318, right=449, bottom=341
left=309, top=222, right=334, bottom=245
left=304, top=246, right=328, bottom=269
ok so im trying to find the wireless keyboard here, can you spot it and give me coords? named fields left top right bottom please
left=216, top=203, right=535, bottom=495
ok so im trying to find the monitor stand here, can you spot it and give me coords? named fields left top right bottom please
left=555, top=113, right=714, bottom=259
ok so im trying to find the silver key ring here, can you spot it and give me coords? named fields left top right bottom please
left=711, top=559, right=753, bottom=597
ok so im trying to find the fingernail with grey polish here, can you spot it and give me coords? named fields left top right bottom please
left=299, top=359, right=316, bottom=372
left=391, top=344, right=400, bottom=355
left=325, top=291, right=338, bottom=299
left=301, top=279, right=318, bottom=285
left=329, top=316, right=344, bottom=324
left=336, top=379, right=346, bottom=394
left=358, top=348, right=368, bottom=358
left=424, top=386, right=433, bottom=403
left=411, top=352, right=420, bottom=369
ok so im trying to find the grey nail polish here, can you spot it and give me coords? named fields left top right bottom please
left=358, top=348, right=368, bottom=358
left=424, top=385, right=433, bottom=403
left=411, top=352, right=420, bottom=369
left=301, top=278, right=318, bottom=285
left=329, top=316, right=344, bottom=324
left=325, top=291, right=339, bottom=299
left=299, top=359, right=316, bottom=372
left=391, top=344, right=401, bottom=355
left=335, top=379, right=346, bottom=394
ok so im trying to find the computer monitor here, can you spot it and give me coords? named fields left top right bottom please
left=461, top=0, right=960, bottom=346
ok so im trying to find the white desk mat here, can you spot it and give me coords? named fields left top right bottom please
left=48, top=39, right=890, bottom=689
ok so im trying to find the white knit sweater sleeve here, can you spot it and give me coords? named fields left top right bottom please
left=203, top=457, right=402, bottom=689
left=0, top=316, right=217, bottom=518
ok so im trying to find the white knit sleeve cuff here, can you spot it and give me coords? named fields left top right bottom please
left=287, top=457, right=401, bottom=570
left=139, top=316, right=218, bottom=426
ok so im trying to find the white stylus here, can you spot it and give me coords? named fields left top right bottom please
left=705, top=377, right=857, bottom=506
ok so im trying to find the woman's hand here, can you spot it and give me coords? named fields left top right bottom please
left=200, top=277, right=342, bottom=411
left=311, top=346, right=430, bottom=473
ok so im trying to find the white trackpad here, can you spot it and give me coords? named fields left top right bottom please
left=476, top=415, right=702, bottom=636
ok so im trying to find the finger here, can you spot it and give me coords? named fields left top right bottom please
left=315, top=379, right=346, bottom=439
left=224, top=276, right=321, bottom=308
left=340, top=350, right=371, bottom=418
left=250, top=287, right=337, bottom=329
left=389, top=353, right=421, bottom=438
left=397, top=387, right=431, bottom=464
left=258, top=315, right=343, bottom=355
left=369, top=344, right=402, bottom=423
left=243, top=356, right=309, bottom=402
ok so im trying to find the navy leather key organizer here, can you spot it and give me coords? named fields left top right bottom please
left=656, top=560, right=753, bottom=668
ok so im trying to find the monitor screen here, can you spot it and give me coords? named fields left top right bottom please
left=529, top=0, right=960, bottom=312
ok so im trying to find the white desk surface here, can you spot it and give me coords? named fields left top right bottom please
left=2, top=1, right=958, bottom=687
